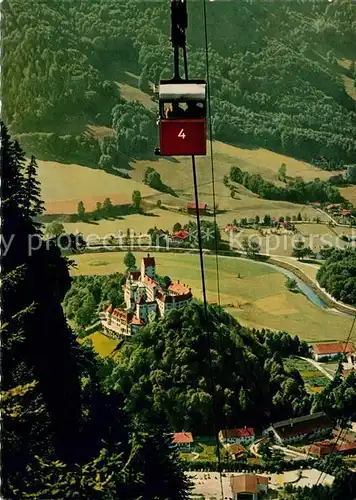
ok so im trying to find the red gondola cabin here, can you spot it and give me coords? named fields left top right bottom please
left=155, top=79, right=206, bottom=156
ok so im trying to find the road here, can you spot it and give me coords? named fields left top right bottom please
left=299, top=356, right=334, bottom=380
left=250, top=439, right=310, bottom=462
left=315, top=208, right=351, bottom=228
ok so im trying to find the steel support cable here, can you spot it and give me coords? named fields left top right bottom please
left=315, top=314, right=356, bottom=487
left=201, top=0, right=236, bottom=479
left=191, top=155, right=224, bottom=499
left=182, top=32, right=224, bottom=499
left=198, top=0, right=221, bottom=312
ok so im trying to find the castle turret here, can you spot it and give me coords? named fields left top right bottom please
left=141, top=253, right=156, bottom=279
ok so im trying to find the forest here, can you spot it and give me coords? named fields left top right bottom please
left=106, top=302, right=312, bottom=433
left=316, top=248, right=356, bottom=305
left=3, top=0, right=356, bottom=167
left=1, top=123, right=190, bottom=499
left=230, top=166, right=344, bottom=204
left=63, top=273, right=125, bottom=329
left=3, top=125, right=356, bottom=497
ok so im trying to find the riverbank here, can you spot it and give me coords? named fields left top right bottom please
left=267, top=257, right=356, bottom=316
left=78, top=243, right=355, bottom=317
left=71, top=250, right=353, bottom=341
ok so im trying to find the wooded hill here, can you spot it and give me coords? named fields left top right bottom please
left=107, top=302, right=312, bottom=434
left=3, top=0, right=356, bottom=166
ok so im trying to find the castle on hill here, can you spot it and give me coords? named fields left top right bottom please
left=100, top=254, right=193, bottom=338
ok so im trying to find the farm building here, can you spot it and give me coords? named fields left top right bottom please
left=226, top=443, right=247, bottom=460
left=312, top=342, right=354, bottom=361
left=172, top=432, right=193, bottom=451
left=263, top=412, right=332, bottom=445
left=219, top=427, right=255, bottom=445
left=187, top=201, right=207, bottom=215
left=230, top=473, right=269, bottom=500
left=309, top=440, right=356, bottom=457
left=309, top=441, right=334, bottom=457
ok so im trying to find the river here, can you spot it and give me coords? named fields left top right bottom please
left=228, top=256, right=353, bottom=317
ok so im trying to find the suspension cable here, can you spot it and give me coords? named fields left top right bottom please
left=201, top=0, right=235, bottom=477
left=183, top=43, right=224, bottom=497
left=191, top=155, right=225, bottom=498
left=202, top=0, right=221, bottom=311
left=315, top=315, right=356, bottom=487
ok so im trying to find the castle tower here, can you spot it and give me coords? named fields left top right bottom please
left=136, top=295, right=147, bottom=322
left=140, top=253, right=156, bottom=280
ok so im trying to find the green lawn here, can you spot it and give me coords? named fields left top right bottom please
left=70, top=251, right=353, bottom=342
left=78, top=332, right=118, bottom=358
left=283, top=357, right=330, bottom=394
left=180, top=438, right=220, bottom=462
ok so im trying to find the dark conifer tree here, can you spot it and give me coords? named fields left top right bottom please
left=2, top=122, right=190, bottom=499
left=1, top=120, right=82, bottom=469
left=23, top=155, right=44, bottom=230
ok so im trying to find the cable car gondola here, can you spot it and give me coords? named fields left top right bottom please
left=155, top=0, right=207, bottom=157
left=155, top=79, right=206, bottom=156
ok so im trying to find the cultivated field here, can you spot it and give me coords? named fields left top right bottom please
left=70, top=251, right=353, bottom=341
left=37, top=160, right=157, bottom=214
left=283, top=357, right=329, bottom=394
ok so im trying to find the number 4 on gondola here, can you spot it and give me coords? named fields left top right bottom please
left=155, top=80, right=207, bottom=156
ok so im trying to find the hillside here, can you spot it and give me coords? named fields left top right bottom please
left=3, top=0, right=356, bottom=164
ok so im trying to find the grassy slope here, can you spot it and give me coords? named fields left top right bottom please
left=78, top=331, right=118, bottom=357
left=70, top=251, right=353, bottom=342
left=39, top=72, right=355, bottom=224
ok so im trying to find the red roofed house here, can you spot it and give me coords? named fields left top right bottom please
left=187, top=201, right=207, bottom=215
left=263, top=412, right=332, bottom=445
left=172, top=229, right=189, bottom=240
left=224, top=225, right=238, bottom=232
left=312, top=343, right=354, bottom=362
left=172, top=432, right=193, bottom=451
left=230, top=473, right=268, bottom=500
left=341, top=209, right=352, bottom=218
left=309, top=440, right=356, bottom=457
left=309, top=441, right=334, bottom=457
left=219, top=427, right=255, bottom=445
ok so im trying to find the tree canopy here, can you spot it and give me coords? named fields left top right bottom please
left=1, top=122, right=190, bottom=498
left=316, top=248, right=356, bottom=305
left=107, top=302, right=311, bottom=434
left=3, top=1, right=356, bottom=166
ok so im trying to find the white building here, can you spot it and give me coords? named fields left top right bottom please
left=312, top=342, right=354, bottom=362
left=263, top=412, right=332, bottom=445
left=219, top=427, right=255, bottom=445
left=100, top=254, right=193, bottom=338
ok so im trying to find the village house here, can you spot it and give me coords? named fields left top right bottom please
left=309, top=439, right=356, bottom=457
left=226, top=443, right=247, bottom=460
left=172, top=229, right=190, bottom=240
left=263, top=412, right=332, bottom=445
left=100, top=255, right=193, bottom=338
left=219, top=427, right=255, bottom=445
left=312, top=342, right=354, bottom=362
left=230, top=473, right=269, bottom=500
left=187, top=201, right=207, bottom=216
left=171, top=432, right=193, bottom=451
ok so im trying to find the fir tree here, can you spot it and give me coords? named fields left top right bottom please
left=2, top=122, right=190, bottom=498
left=23, top=155, right=44, bottom=229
